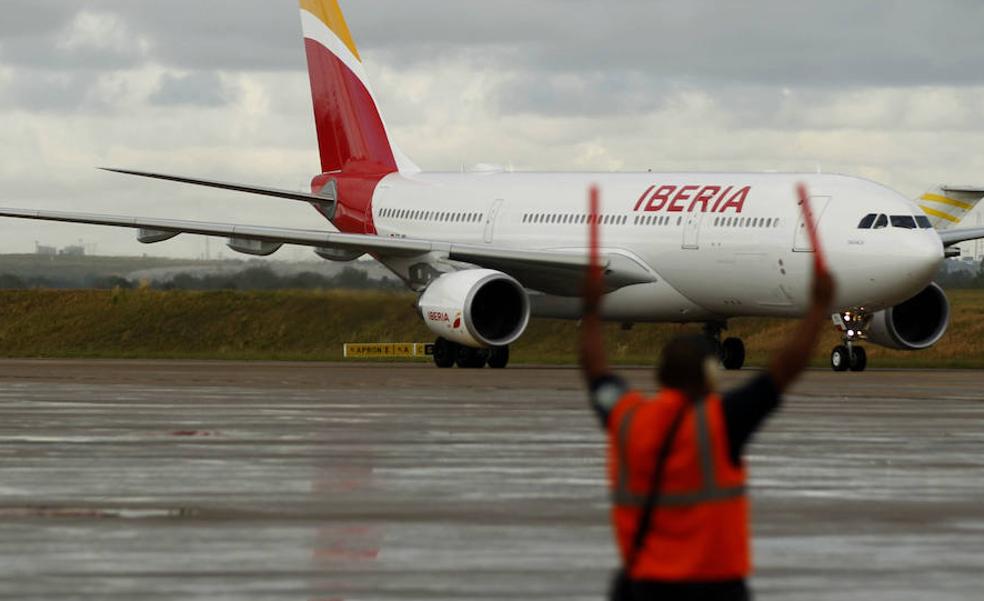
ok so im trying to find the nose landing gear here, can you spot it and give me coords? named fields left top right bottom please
left=831, top=343, right=867, bottom=372
left=830, top=309, right=870, bottom=372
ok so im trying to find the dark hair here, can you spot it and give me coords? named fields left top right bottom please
left=658, top=335, right=716, bottom=393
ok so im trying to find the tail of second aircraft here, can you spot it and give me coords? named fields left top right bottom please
left=299, top=0, right=418, bottom=176
left=916, top=185, right=984, bottom=230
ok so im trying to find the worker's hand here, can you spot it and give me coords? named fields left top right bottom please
left=811, top=265, right=836, bottom=309
left=583, top=266, right=604, bottom=314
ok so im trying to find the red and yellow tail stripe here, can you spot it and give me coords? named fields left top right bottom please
left=918, top=186, right=983, bottom=229
left=300, top=0, right=361, bottom=61
left=299, top=0, right=373, bottom=99
left=298, top=0, right=417, bottom=176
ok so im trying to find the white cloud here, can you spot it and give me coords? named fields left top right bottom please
left=56, top=10, right=149, bottom=57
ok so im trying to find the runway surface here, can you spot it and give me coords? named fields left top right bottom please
left=0, top=360, right=982, bottom=600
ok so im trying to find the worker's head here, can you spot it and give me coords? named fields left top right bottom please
left=657, top=335, right=720, bottom=397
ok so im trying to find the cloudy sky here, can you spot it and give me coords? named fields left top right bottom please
left=2, top=0, right=984, bottom=258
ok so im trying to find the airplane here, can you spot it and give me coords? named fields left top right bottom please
left=3, top=0, right=984, bottom=372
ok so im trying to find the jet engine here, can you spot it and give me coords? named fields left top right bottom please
left=418, top=269, right=531, bottom=348
left=868, top=283, right=950, bottom=350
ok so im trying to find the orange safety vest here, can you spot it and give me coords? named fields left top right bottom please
left=607, top=388, right=750, bottom=582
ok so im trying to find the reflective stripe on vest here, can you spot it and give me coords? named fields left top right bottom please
left=613, top=398, right=745, bottom=508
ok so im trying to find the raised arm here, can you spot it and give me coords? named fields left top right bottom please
left=580, top=187, right=611, bottom=383
left=768, top=266, right=836, bottom=393
left=579, top=266, right=610, bottom=383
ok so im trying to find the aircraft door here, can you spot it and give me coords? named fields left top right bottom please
left=793, top=195, right=831, bottom=252
left=682, top=211, right=705, bottom=250
left=484, top=199, right=504, bottom=243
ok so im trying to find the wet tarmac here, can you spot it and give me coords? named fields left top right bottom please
left=0, top=360, right=981, bottom=600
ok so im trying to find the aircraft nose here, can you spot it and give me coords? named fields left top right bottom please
left=908, top=232, right=945, bottom=281
left=879, top=231, right=944, bottom=300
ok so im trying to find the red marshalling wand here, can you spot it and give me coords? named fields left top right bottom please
left=797, top=183, right=828, bottom=274
left=588, top=185, right=602, bottom=282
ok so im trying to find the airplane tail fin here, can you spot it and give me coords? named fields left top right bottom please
left=916, top=185, right=984, bottom=230
left=299, top=0, right=418, bottom=175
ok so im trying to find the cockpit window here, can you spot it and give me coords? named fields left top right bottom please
left=915, top=215, right=933, bottom=229
left=857, top=214, right=877, bottom=229
left=891, top=215, right=917, bottom=229
left=873, top=214, right=888, bottom=229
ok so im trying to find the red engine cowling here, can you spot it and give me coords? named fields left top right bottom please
left=868, top=283, right=950, bottom=351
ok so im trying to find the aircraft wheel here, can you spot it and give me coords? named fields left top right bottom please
left=849, top=346, right=868, bottom=372
left=721, top=338, right=745, bottom=371
left=456, top=346, right=488, bottom=369
left=487, top=346, right=510, bottom=369
left=433, top=338, right=457, bottom=369
left=831, top=345, right=850, bottom=372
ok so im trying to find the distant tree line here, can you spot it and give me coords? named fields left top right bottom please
left=0, top=267, right=405, bottom=292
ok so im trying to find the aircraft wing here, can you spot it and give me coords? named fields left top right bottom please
left=939, top=227, right=984, bottom=247
left=0, top=208, right=655, bottom=296
left=0, top=207, right=429, bottom=256
left=448, top=246, right=654, bottom=296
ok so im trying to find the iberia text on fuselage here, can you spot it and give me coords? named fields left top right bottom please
left=633, top=185, right=751, bottom=214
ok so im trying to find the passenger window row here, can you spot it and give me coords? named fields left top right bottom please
left=857, top=214, right=932, bottom=230
left=634, top=215, right=678, bottom=226
left=523, top=213, right=777, bottom=229
left=381, top=208, right=483, bottom=223
left=712, top=216, right=780, bottom=229
left=523, top=213, right=629, bottom=225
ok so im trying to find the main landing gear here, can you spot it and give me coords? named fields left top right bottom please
left=830, top=309, right=869, bottom=372
left=704, top=322, right=745, bottom=371
left=433, top=337, right=510, bottom=369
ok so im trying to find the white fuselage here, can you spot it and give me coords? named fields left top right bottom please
left=369, top=171, right=944, bottom=323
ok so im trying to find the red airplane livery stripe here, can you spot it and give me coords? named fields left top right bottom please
left=633, top=185, right=751, bottom=213
left=304, top=40, right=397, bottom=176
left=303, top=22, right=397, bottom=235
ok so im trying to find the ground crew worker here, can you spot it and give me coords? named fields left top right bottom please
left=580, top=264, right=836, bottom=601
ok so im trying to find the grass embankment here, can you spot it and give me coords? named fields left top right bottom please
left=0, top=289, right=981, bottom=367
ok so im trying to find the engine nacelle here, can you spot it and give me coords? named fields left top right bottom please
left=868, top=283, right=950, bottom=351
left=418, top=269, right=531, bottom=348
